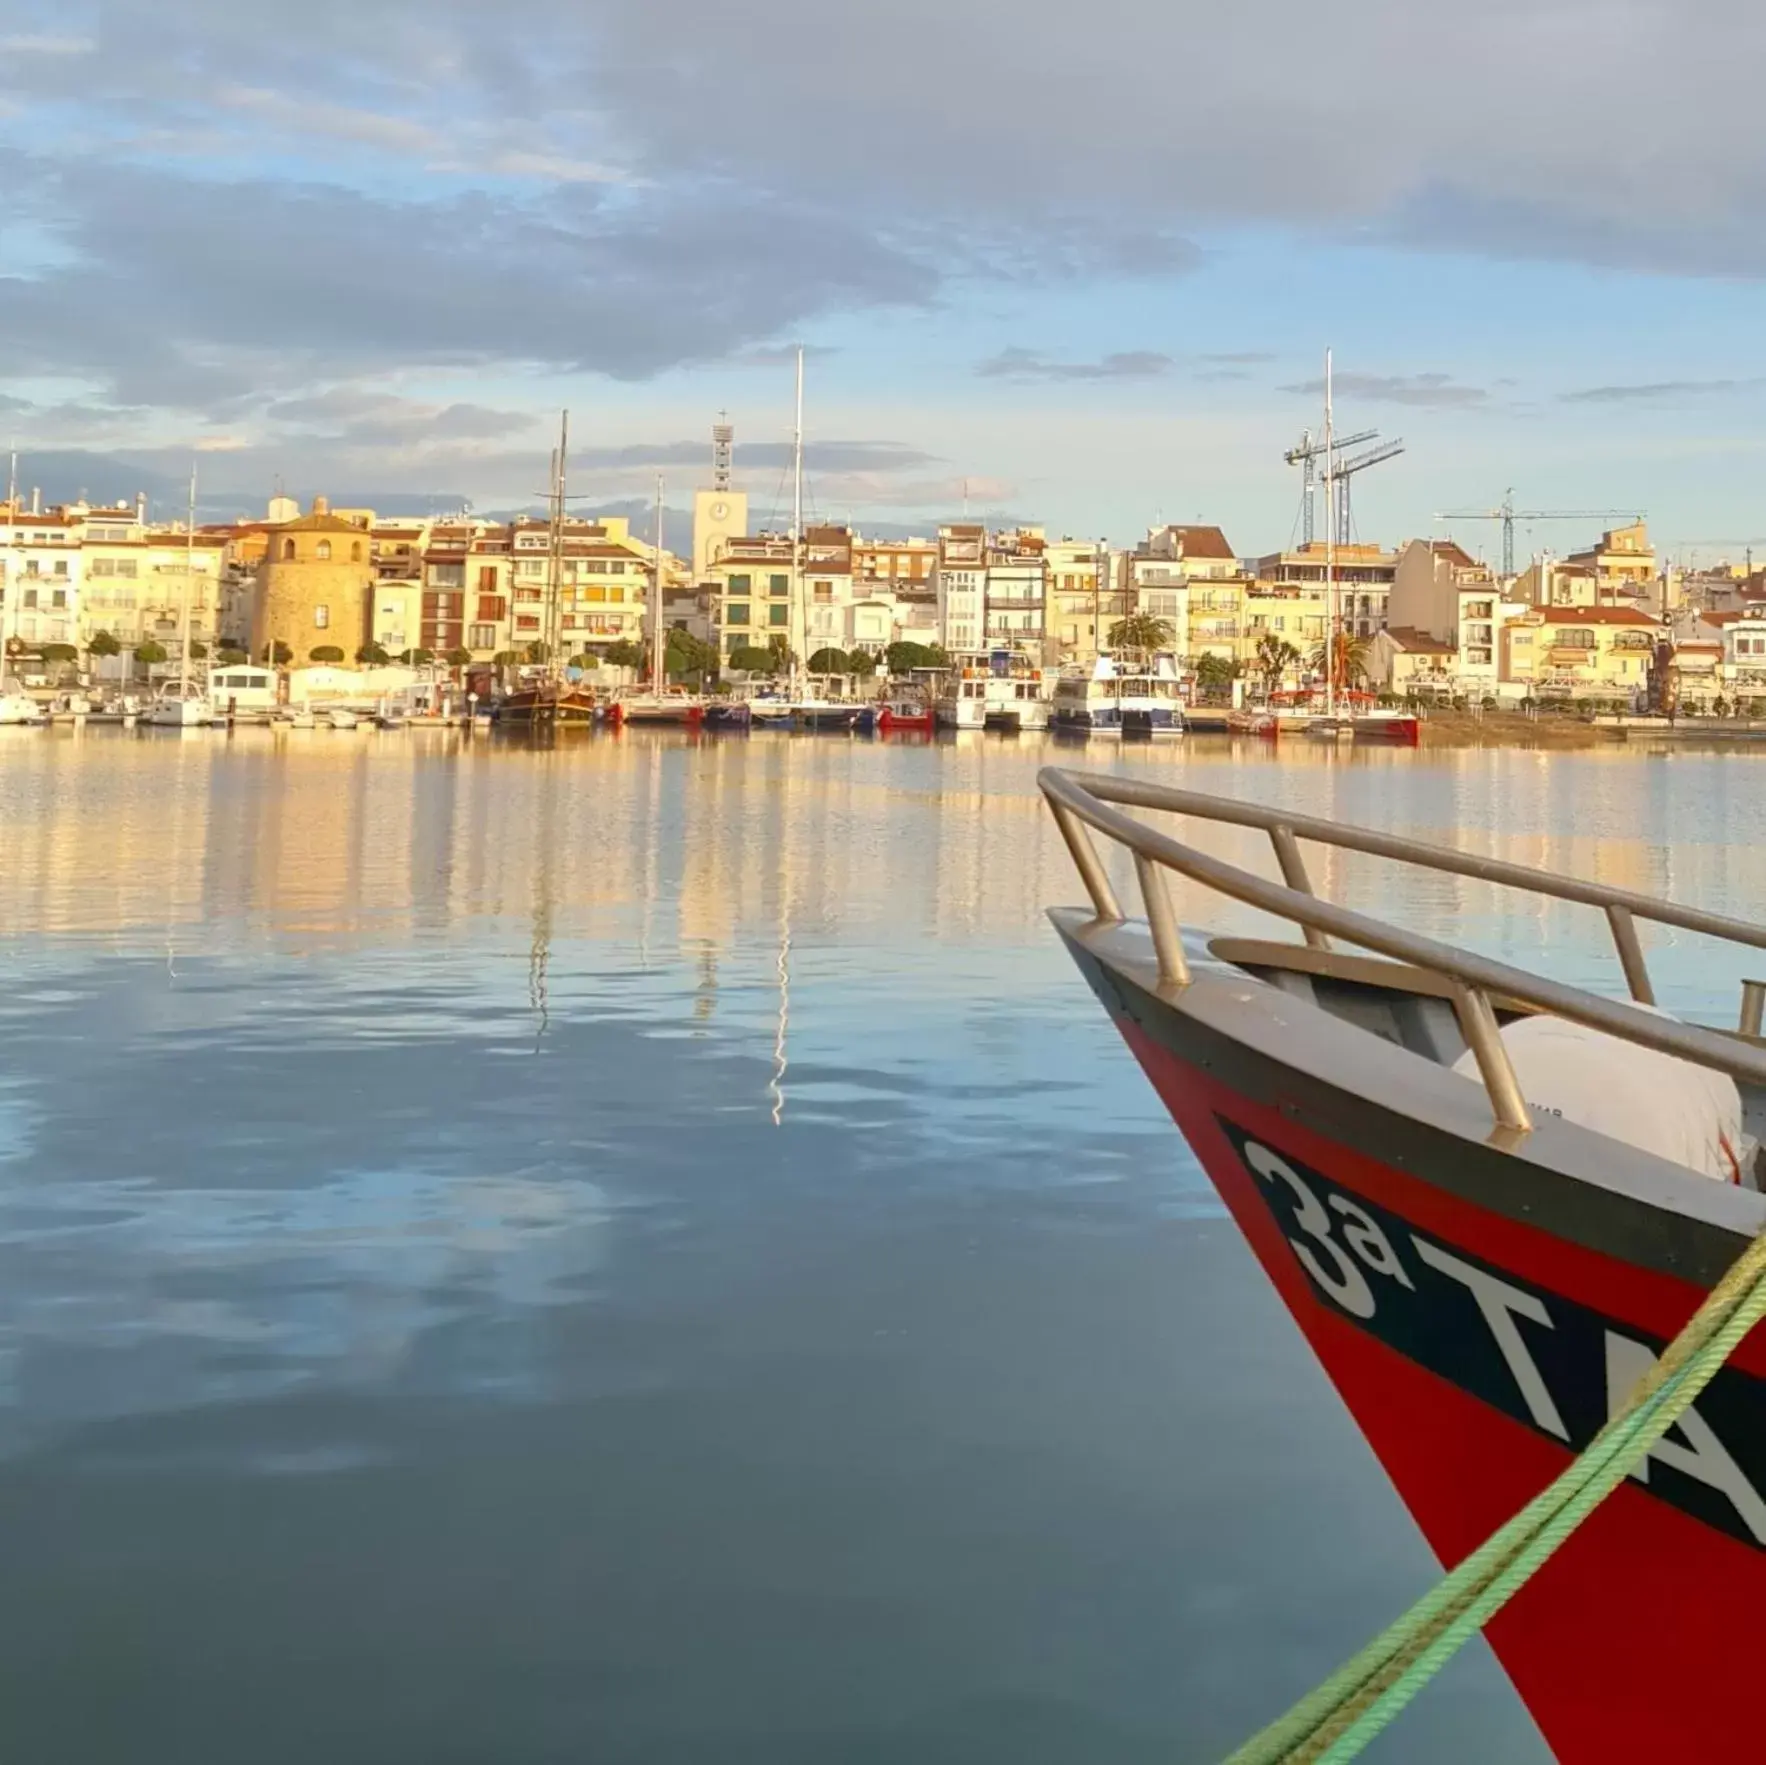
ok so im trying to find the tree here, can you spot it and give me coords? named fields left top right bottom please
left=1194, top=653, right=1239, bottom=694
left=357, top=641, right=391, bottom=666
left=1311, top=630, right=1371, bottom=690
left=525, top=640, right=551, bottom=664
left=807, top=646, right=849, bottom=674
left=767, top=634, right=796, bottom=667
left=1108, top=613, right=1175, bottom=655
left=847, top=648, right=878, bottom=678
left=602, top=639, right=645, bottom=670
left=1253, top=632, right=1300, bottom=692
left=885, top=640, right=936, bottom=674
left=665, top=627, right=716, bottom=680
left=310, top=645, right=345, bottom=663
left=262, top=641, right=292, bottom=666
left=216, top=647, right=248, bottom=666
left=134, top=641, right=169, bottom=665
left=41, top=642, right=78, bottom=663
left=444, top=646, right=472, bottom=668
left=188, top=640, right=208, bottom=659
left=86, top=630, right=121, bottom=659
left=728, top=644, right=781, bottom=673
left=492, top=649, right=521, bottom=668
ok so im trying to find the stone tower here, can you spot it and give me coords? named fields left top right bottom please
left=252, top=496, right=376, bottom=664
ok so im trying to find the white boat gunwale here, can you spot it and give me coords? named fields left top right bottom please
left=1040, top=765, right=1766, bottom=1192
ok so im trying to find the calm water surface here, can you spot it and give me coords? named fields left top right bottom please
left=2, top=727, right=1763, bottom=1763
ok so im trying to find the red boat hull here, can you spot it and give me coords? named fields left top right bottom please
left=1352, top=714, right=1421, bottom=745
left=1063, top=926, right=1766, bottom=1764
left=877, top=706, right=933, bottom=733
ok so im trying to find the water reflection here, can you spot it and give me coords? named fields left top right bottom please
left=2, top=728, right=1760, bottom=1761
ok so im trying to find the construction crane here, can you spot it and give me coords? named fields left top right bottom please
left=1329, top=438, right=1405, bottom=547
left=1433, top=488, right=1644, bottom=578
left=1285, top=426, right=1376, bottom=545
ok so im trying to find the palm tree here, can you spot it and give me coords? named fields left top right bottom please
left=1311, top=630, right=1371, bottom=691
left=1254, top=633, right=1301, bottom=693
left=1108, top=613, right=1175, bottom=656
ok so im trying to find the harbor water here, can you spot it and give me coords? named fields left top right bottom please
left=3, top=727, right=1764, bottom=1763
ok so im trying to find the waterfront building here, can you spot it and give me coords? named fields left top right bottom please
left=710, top=534, right=795, bottom=658
left=1253, top=540, right=1399, bottom=639
left=252, top=496, right=376, bottom=665
left=934, top=524, right=986, bottom=654
left=1500, top=605, right=1661, bottom=699
left=853, top=537, right=936, bottom=588
left=801, top=525, right=856, bottom=657
left=1046, top=538, right=1123, bottom=662
left=984, top=528, right=1047, bottom=653
left=1566, top=520, right=1656, bottom=599
left=2, top=503, right=81, bottom=653
left=1240, top=586, right=1329, bottom=675
left=1186, top=578, right=1246, bottom=665
left=1388, top=539, right=1527, bottom=693
left=1367, top=627, right=1457, bottom=695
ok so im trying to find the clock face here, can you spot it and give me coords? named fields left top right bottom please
left=709, top=500, right=730, bottom=522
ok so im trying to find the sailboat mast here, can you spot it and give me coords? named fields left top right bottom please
left=178, top=464, right=196, bottom=697
left=1323, top=348, right=1336, bottom=720
left=548, top=411, right=568, bottom=685
left=2, top=451, right=14, bottom=668
left=650, top=473, right=665, bottom=688
left=790, top=345, right=804, bottom=690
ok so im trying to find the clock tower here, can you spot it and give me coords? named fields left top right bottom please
left=692, top=417, right=748, bottom=581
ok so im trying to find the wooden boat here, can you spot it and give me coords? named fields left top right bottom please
left=500, top=682, right=597, bottom=727
left=1040, top=765, right=1766, bottom=1765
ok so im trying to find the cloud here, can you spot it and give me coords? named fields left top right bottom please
left=728, top=343, right=842, bottom=367
left=976, top=348, right=1173, bottom=383
left=214, top=85, right=445, bottom=155
left=1280, top=371, right=1488, bottom=409
left=0, top=34, right=93, bottom=54
left=569, top=438, right=939, bottom=474
left=1558, top=377, right=1766, bottom=404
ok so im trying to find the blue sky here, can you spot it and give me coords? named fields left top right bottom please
left=2, top=0, right=1764, bottom=563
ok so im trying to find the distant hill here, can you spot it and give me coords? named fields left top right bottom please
left=8, top=452, right=185, bottom=515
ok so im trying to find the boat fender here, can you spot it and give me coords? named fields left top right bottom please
left=1452, top=1011, right=1747, bottom=1184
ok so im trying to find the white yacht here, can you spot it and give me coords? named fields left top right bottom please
left=936, top=654, right=1054, bottom=731
left=1050, top=655, right=1185, bottom=739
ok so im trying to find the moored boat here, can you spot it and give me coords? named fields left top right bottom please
left=609, top=688, right=707, bottom=727
left=0, top=684, right=45, bottom=726
left=1352, top=708, right=1422, bottom=745
left=140, top=681, right=214, bottom=728
left=874, top=690, right=935, bottom=733
left=1039, top=765, right=1766, bottom=1764
left=701, top=700, right=752, bottom=730
left=500, top=681, right=598, bottom=727
left=1050, top=655, right=1184, bottom=738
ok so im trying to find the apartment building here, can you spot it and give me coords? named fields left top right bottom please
left=935, top=523, right=987, bottom=654
left=1389, top=539, right=1526, bottom=691
left=1501, top=605, right=1661, bottom=699
left=1254, top=541, right=1398, bottom=638
left=2, top=504, right=81, bottom=649
left=711, top=534, right=796, bottom=656
left=853, top=537, right=936, bottom=588
left=983, top=528, right=1047, bottom=651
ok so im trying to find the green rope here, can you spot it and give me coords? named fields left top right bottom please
left=1221, top=1219, right=1766, bottom=1765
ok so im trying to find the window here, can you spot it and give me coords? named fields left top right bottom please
left=316, top=540, right=332, bottom=561
left=51, top=589, right=65, bottom=609
left=314, top=605, right=330, bottom=628
left=726, top=603, right=750, bottom=626
left=586, top=586, right=606, bottom=603
left=769, top=603, right=789, bottom=626
left=468, top=623, right=498, bottom=649
left=21, top=588, right=36, bottom=608
left=609, top=588, right=624, bottom=603
left=608, top=561, right=626, bottom=576
left=53, top=560, right=67, bottom=577
left=430, top=562, right=464, bottom=588
left=352, top=542, right=363, bottom=562
left=283, top=539, right=296, bottom=561
left=476, top=595, right=506, bottom=621
left=729, top=574, right=752, bottom=592
left=519, top=559, right=544, bottom=578
left=770, top=574, right=789, bottom=593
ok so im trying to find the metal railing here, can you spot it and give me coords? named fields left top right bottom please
left=1040, top=767, right=1766, bottom=1134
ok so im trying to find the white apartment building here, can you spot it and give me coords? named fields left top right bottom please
left=935, top=523, right=987, bottom=653
left=2, top=508, right=81, bottom=649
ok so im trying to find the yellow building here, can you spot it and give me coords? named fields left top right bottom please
left=1239, top=587, right=1330, bottom=674
left=1567, top=520, right=1655, bottom=596
left=252, top=497, right=377, bottom=664
left=1501, top=605, right=1660, bottom=699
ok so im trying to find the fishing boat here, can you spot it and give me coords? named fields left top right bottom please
left=1040, top=762, right=1766, bottom=1764
left=1050, top=655, right=1185, bottom=738
left=873, top=689, right=935, bottom=733
left=1353, top=707, right=1422, bottom=745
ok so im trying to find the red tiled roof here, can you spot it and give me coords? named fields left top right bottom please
left=1385, top=625, right=1455, bottom=655
left=1536, top=606, right=1659, bottom=627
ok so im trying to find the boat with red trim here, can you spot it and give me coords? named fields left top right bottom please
left=1040, top=765, right=1766, bottom=1765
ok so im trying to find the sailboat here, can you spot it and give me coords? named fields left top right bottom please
left=609, top=475, right=706, bottom=727
left=142, top=468, right=215, bottom=728
left=501, top=412, right=598, bottom=728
